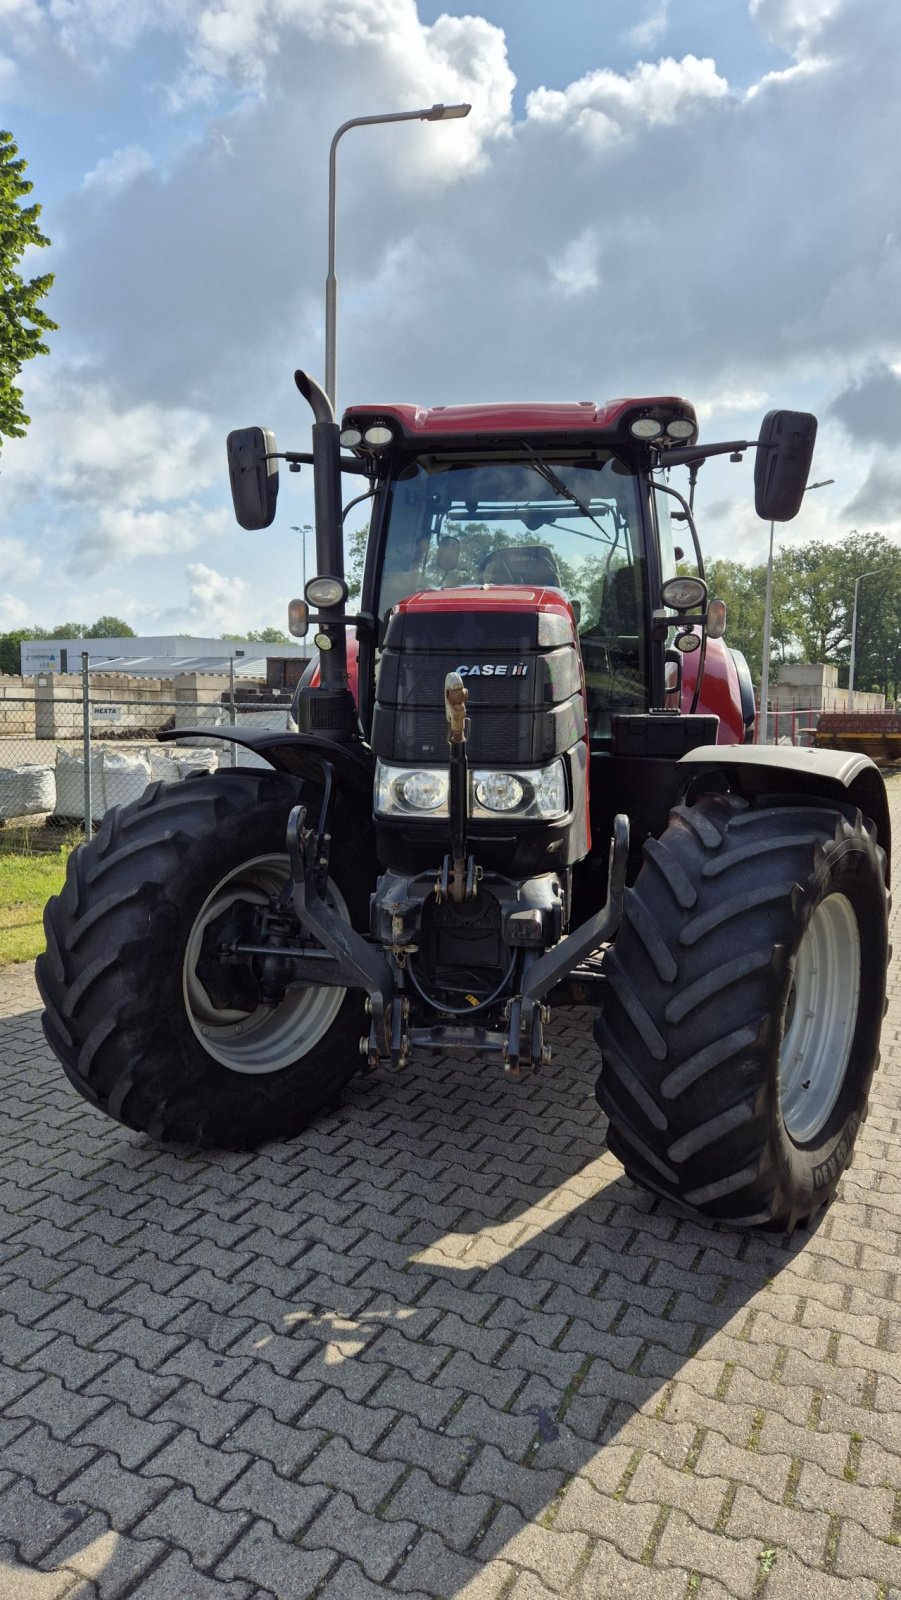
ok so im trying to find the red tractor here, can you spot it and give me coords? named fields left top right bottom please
left=39, top=373, right=890, bottom=1231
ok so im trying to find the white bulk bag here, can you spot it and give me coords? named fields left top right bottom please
left=0, top=764, right=56, bottom=819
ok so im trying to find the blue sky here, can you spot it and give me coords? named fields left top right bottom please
left=1, top=0, right=899, bottom=638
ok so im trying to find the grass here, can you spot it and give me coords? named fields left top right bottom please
left=0, top=825, right=78, bottom=967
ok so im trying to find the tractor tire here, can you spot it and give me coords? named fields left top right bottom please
left=37, top=770, right=373, bottom=1149
left=594, top=793, right=889, bottom=1230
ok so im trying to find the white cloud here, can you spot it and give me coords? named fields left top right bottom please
left=82, top=145, right=154, bottom=196
left=2, top=376, right=222, bottom=509
left=748, top=0, right=847, bottom=54
left=744, top=54, right=832, bottom=98
left=623, top=1, right=670, bottom=51
left=549, top=231, right=600, bottom=297
left=695, top=388, right=770, bottom=424
left=525, top=55, right=729, bottom=146
left=0, top=592, right=31, bottom=629
left=75, top=504, right=231, bottom=574
left=182, top=560, right=254, bottom=631
left=0, top=538, right=41, bottom=585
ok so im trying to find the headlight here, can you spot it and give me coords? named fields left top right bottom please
left=374, top=758, right=569, bottom=822
left=474, top=772, right=524, bottom=812
left=364, top=424, right=394, bottom=447
left=305, top=575, right=347, bottom=608
left=375, top=763, right=449, bottom=817
left=661, top=575, right=708, bottom=611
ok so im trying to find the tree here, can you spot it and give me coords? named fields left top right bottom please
left=254, top=627, right=291, bottom=644
left=48, top=621, right=88, bottom=639
left=0, top=626, right=46, bottom=675
left=88, top=616, right=135, bottom=638
left=346, top=525, right=369, bottom=601
left=0, top=130, right=57, bottom=448
left=219, top=628, right=292, bottom=644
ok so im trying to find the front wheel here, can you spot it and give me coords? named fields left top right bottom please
left=37, top=770, right=374, bottom=1148
left=594, top=794, right=889, bottom=1230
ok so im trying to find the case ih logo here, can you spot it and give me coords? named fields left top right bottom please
left=455, top=663, right=529, bottom=677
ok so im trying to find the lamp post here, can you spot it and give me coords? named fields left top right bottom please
left=325, top=102, right=471, bottom=409
left=290, top=524, right=313, bottom=596
left=848, top=567, right=889, bottom=713
left=758, top=477, right=834, bottom=743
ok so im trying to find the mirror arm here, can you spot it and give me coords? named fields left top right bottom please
left=268, top=450, right=372, bottom=477
left=656, top=438, right=758, bottom=467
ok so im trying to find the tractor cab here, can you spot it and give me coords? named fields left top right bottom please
left=341, top=398, right=690, bottom=745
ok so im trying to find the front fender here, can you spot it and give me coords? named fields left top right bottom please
left=677, top=743, right=891, bottom=886
left=165, top=728, right=375, bottom=811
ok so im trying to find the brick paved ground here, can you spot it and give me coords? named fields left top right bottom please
left=0, top=773, right=899, bottom=1600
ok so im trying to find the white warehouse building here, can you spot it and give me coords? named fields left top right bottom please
left=20, top=636, right=307, bottom=676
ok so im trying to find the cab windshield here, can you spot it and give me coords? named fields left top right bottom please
left=376, top=454, right=648, bottom=737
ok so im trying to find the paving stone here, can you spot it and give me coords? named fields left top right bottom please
left=654, top=1510, right=770, bottom=1593
left=132, top=1485, right=252, bottom=1570
left=219, top=1460, right=330, bottom=1540
left=303, top=1490, right=418, bottom=1582
left=141, top=1429, right=250, bottom=1501
left=5, top=1377, right=108, bottom=1441
left=833, top=1518, right=901, bottom=1585
left=384, top=1466, right=495, bottom=1552
left=71, top=1403, right=179, bottom=1471
left=0, top=1424, right=97, bottom=1497
left=386, top=1530, right=496, bottom=1596
left=475, top=1508, right=591, bottom=1589
left=121, top=1548, right=258, bottom=1598
left=82, top=1358, right=183, bottom=1419
left=0, top=1546, right=82, bottom=1600
left=19, top=1335, right=117, bottom=1393
left=216, top=1521, right=335, bottom=1594
left=37, top=1514, right=167, bottom=1599
left=0, top=1476, right=94, bottom=1564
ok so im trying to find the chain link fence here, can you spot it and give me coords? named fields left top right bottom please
left=0, top=671, right=294, bottom=852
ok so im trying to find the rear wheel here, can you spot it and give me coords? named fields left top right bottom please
left=594, top=794, right=888, bottom=1230
left=37, top=771, right=373, bottom=1148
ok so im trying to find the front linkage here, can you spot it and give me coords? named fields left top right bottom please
left=270, top=680, right=630, bottom=1077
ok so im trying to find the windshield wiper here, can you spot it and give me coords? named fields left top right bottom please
left=518, top=441, right=611, bottom=544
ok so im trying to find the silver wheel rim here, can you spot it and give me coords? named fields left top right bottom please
left=780, top=892, right=860, bottom=1143
left=183, top=853, right=349, bottom=1075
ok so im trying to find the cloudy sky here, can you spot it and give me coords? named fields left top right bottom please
left=1, top=0, right=899, bottom=637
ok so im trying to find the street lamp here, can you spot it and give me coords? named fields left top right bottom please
left=848, top=567, right=889, bottom=712
left=290, top=524, right=313, bottom=596
left=325, top=102, right=471, bottom=408
left=758, top=477, right=834, bottom=742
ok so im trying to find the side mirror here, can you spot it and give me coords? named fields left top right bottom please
left=227, top=427, right=279, bottom=530
left=754, top=410, right=817, bottom=522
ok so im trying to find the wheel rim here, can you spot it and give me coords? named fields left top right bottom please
left=183, top=853, right=349, bottom=1075
left=780, top=892, right=861, bottom=1144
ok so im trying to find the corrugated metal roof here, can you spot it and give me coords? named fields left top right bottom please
left=87, top=655, right=277, bottom=679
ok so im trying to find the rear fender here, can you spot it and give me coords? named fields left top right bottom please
left=677, top=744, right=891, bottom=886
left=165, top=728, right=375, bottom=812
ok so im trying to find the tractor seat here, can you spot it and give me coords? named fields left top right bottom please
left=478, top=543, right=563, bottom=587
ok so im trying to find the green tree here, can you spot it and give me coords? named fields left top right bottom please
left=0, top=130, right=56, bottom=448
left=220, top=627, right=292, bottom=644
left=345, top=525, right=369, bottom=601
left=254, top=627, right=291, bottom=644
left=48, top=621, right=88, bottom=639
left=0, top=625, right=46, bottom=675
left=88, top=615, right=135, bottom=638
